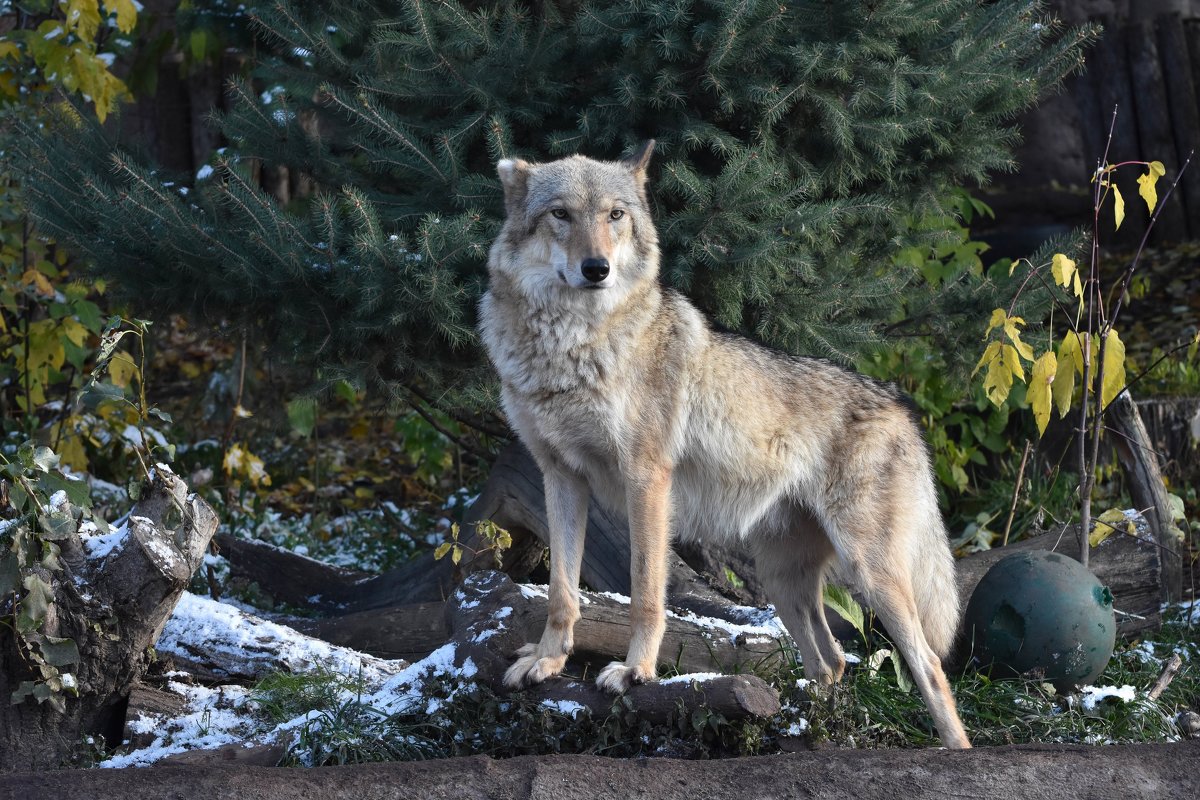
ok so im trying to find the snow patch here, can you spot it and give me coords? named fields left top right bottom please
left=1080, top=684, right=1137, bottom=712
left=659, top=672, right=723, bottom=685
left=541, top=699, right=587, bottom=718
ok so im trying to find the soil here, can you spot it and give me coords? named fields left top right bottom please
left=3, top=740, right=1198, bottom=800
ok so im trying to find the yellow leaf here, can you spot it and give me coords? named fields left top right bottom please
left=1050, top=253, right=1082, bottom=299
left=983, top=345, right=1025, bottom=407
left=1149, top=160, right=1166, bottom=177
left=66, top=0, right=102, bottom=42
left=1001, top=343, right=1025, bottom=383
left=451, top=545, right=463, bottom=565
left=1113, top=183, right=1125, bottom=230
left=60, top=317, right=88, bottom=348
left=1052, top=337, right=1077, bottom=418
left=0, top=42, right=20, bottom=61
left=996, top=312, right=1034, bottom=361
left=108, top=353, right=139, bottom=388
left=102, top=0, right=138, bottom=34
left=1090, top=508, right=1136, bottom=547
left=972, top=340, right=1001, bottom=378
left=1099, top=329, right=1126, bottom=410
left=22, top=268, right=55, bottom=297
left=434, top=542, right=452, bottom=560
left=1028, top=351, right=1057, bottom=435
left=1137, top=167, right=1161, bottom=215
left=223, top=443, right=245, bottom=475
left=985, top=308, right=1007, bottom=336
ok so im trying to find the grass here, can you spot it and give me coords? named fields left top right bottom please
left=243, top=601, right=1196, bottom=767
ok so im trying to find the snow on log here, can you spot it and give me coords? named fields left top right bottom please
left=154, top=592, right=406, bottom=684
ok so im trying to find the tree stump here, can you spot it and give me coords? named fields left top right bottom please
left=0, top=467, right=218, bottom=772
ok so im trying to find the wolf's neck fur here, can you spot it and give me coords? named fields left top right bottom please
left=483, top=271, right=662, bottom=397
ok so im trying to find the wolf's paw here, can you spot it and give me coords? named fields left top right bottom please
left=595, top=660, right=654, bottom=693
left=503, top=644, right=568, bottom=689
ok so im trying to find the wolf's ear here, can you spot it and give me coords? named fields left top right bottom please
left=497, top=158, right=532, bottom=211
left=622, top=139, right=655, bottom=183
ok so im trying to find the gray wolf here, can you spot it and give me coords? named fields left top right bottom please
left=477, top=142, right=970, bottom=749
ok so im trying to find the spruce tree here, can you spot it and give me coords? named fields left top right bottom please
left=9, top=1, right=1094, bottom=415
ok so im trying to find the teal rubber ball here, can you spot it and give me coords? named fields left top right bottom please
left=964, top=550, right=1116, bottom=690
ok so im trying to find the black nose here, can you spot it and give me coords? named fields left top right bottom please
left=581, top=258, right=609, bottom=283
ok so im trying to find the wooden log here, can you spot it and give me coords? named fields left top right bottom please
left=954, top=513, right=1163, bottom=638
left=1156, top=14, right=1200, bottom=237
left=215, top=532, right=371, bottom=610
left=536, top=673, right=781, bottom=725
left=446, top=571, right=784, bottom=690
left=1108, top=392, right=1183, bottom=602
left=152, top=591, right=406, bottom=685
left=290, top=602, right=449, bottom=662
left=1127, top=19, right=1188, bottom=241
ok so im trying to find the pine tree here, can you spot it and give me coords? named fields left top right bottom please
left=9, top=1, right=1094, bottom=414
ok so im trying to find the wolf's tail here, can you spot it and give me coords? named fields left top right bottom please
left=909, top=481, right=962, bottom=660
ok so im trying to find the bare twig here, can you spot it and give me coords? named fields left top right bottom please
left=1147, top=653, right=1183, bottom=701
left=1002, top=440, right=1032, bottom=547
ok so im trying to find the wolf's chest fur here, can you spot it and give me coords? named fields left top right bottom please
left=479, top=289, right=649, bottom=473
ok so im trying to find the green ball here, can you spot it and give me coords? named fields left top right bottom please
left=964, top=550, right=1116, bottom=690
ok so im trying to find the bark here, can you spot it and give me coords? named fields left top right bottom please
left=1156, top=14, right=1200, bottom=237
left=1108, top=392, right=1184, bottom=602
left=0, top=467, right=218, bottom=772
left=1127, top=19, right=1188, bottom=242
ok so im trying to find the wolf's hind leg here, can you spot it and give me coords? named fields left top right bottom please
left=504, top=466, right=588, bottom=688
left=752, top=509, right=845, bottom=685
left=860, top=572, right=971, bottom=749
left=825, top=501, right=971, bottom=749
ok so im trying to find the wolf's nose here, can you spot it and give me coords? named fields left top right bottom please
left=581, top=258, right=609, bottom=283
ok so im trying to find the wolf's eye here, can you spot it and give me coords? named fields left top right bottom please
left=550, top=209, right=570, bottom=220
left=609, top=209, right=625, bottom=221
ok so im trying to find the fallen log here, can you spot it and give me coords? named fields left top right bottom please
left=536, top=673, right=781, bottom=725
left=446, top=571, right=784, bottom=690
left=215, top=533, right=370, bottom=610
left=151, top=591, right=406, bottom=685
left=291, top=602, right=449, bottom=663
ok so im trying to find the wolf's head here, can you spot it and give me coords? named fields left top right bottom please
left=490, top=142, right=660, bottom=303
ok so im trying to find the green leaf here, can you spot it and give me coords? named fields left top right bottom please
left=16, top=574, right=54, bottom=634
left=286, top=397, right=318, bottom=438
left=37, top=511, right=77, bottom=542
left=31, top=446, right=59, bottom=473
left=38, top=635, right=79, bottom=667
left=0, top=553, right=20, bottom=596
left=148, top=407, right=173, bottom=424
left=822, top=583, right=865, bottom=639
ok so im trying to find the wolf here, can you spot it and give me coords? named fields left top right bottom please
left=477, top=142, right=971, bottom=749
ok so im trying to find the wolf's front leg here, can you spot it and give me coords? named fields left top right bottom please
left=504, top=466, right=589, bottom=688
left=597, top=464, right=672, bottom=693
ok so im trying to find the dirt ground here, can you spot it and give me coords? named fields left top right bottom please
left=3, top=740, right=1198, bottom=800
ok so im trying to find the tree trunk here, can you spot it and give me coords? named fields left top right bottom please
left=0, top=468, right=217, bottom=772
left=1109, top=392, right=1183, bottom=602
